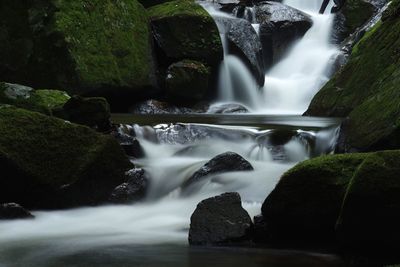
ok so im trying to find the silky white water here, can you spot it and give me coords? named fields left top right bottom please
left=0, top=1, right=342, bottom=265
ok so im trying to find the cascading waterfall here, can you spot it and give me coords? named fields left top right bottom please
left=0, top=1, right=343, bottom=266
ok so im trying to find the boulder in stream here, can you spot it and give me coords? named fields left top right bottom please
left=109, top=168, right=149, bottom=204
left=0, top=203, right=34, bottom=220
left=189, top=192, right=253, bottom=245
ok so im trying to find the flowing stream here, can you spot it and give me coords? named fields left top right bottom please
left=0, top=1, right=343, bottom=266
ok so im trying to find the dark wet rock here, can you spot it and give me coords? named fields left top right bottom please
left=189, top=192, right=253, bottom=245
left=207, top=103, right=249, bottom=114
left=0, top=0, right=156, bottom=102
left=182, top=152, right=253, bottom=192
left=0, top=106, right=132, bottom=209
left=0, top=203, right=34, bottom=220
left=261, top=153, right=367, bottom=244
left=214, top=17, right=264, bottom=86
left=253, top=214, right=268, bottom=243
left=109, top=168, right=149, bottom=204
left=130, top=99, right=201, bottom=115
left=61, top=96, right=111, bottom=132
left=166, top=60, right=210, bottom=102
left=254, top=2, right=313, bottom=66
left=111, top=125, right=145, bottom=158
left=0, top=82, right=70, bottom=115
left=147, top=0, right=223, bottom=66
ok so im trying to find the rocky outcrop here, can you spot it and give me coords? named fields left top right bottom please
left=0, top=82, right=70, bottom=115
left=0, top=0, right=156, bottom=103
left=306, top=2, right=400, bottom=152
left=147, top=0, right=223, bottom=66
left=166, top=60, right=210, bottom=102
left=0, top=106, right=132, bottom=209
left=214, top=17, right=265, bottom=86
left=182, top=152, right=253, bottom=193
left=0, top=203, right=34, bottom=220
left=189, top=192, right=253, bottom=245
left=109, top=168, right=149, bottom=204
left=254, top=2, right=313, bottom=66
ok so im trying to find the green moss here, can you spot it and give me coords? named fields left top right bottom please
left=340, top=0, right=375, bottom=40
left=147, top=0, right=222, bottom=65
left=307, top=11, right=400, bottom=151
left=0, top=106, right=132, bottom=208
left=261, top=153, right=368, bottom=242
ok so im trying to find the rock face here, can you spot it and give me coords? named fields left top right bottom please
left=306, top=2, right=400, bottom=152
left=61, top=95, right=111, bottom=132
left=147, top=0, right=223, bottom=66
left=109, top=168, right=149, bottom=204
left=0, top=0, right=156, bottom=100
left=261, top=153, right=367, bottom=244
left=0, top=82, right=70, bottom=115
left=214, top=17, right=265, bottom=86
left=182, top=152, right=254, bottom=192
left=189, top=192, right=253, bottom=245
left=254, top=2, right=313, bottom=66
left=0, top=106, right=132, bottom=209
left=0, top=203, right=34, bottom=220
left=166, top=60, right=210, bottom=102
left=260, top=150, right=400, bottom=253
left=332, top=0, right=376, bottom=44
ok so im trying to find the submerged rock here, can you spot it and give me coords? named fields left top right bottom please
left=147, top=0, right=223, bottom=66
left=166, top=60, right=210, bottom=102
left=306, top=2, right=400, bottom=152
left=0, top=203, right=34, bottom=220
left=189, top=192, right=253, bottom=245
left=109, top=168, right=149, bottom=204
left=0, top=0, right=156, bottom=102
left=255, top=2, right=313, bottom=66
left=182, top=152, right=253, bottom=193
left=0, top=106, right=132, bottom=209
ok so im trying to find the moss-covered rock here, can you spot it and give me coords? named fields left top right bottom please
left=306, top=3, right=400, bottom=152
left=61, top=95, right=111, bottom=132
left=261, top=153, right=367, bottom=244
left=0, top=106, right=132, bottom=209
left=147, top=0, right=223, bottom=66
left=165, top=60, right=210, bottom=102
left=332, top=0, right=375, bottom=43
left=0, top=82, right=70, bottom=115
left=0, top=0, right=156, bottom=101
left=336, top=150, right=400, bottom=253
left=138, top=0, right=175, bottom=8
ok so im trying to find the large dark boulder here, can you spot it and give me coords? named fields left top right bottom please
left=109, top=168, right=149, bottom=204
left=254, top=2, right=313, bottom=66
left=0, top=203, right=34, bottom=220
left=336, top=150, right=400, bottom=253
left=147, top=0, right=223, bottom=66
left=189, top=192, right=253, bottom=245
left=214, top=17, right=265, bottom=86
left=260, top=153, right=368, bottom=244
left=182, top=152, right=253, bottom=193
left=306, top=2, right=400, bottom=152
left=0, top=0, right=156, bottom=102
left=0, top=106, right=133, bottom=209
left=166, top=60, right=211, bottom=102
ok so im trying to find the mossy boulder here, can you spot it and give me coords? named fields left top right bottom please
left=61, top=95, right=111, bottom=132
left=336, top=150, right=400, bottom=253
left=138, top=0, right=175, bottom=8
left=165, top=60, right=210, bottom=102
left=0, top=82, right=70, bottom=115
left=306, top=3, right=400, bottom=152
left=261, top=153, right=368, bottom=244
left=0, top=106, right=132, bottom=209
left=147, top=0, right=223, bottom=66
left=332, top=0, right=375, bottom=43
left=0, top=0, right=156, bottom=102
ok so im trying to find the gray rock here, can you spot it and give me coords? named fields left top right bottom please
left=109, top=168, right=149, bottom=204
left=0, top=203, right=34, bottom=220
left=189, top=192, right=253, bottom=245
